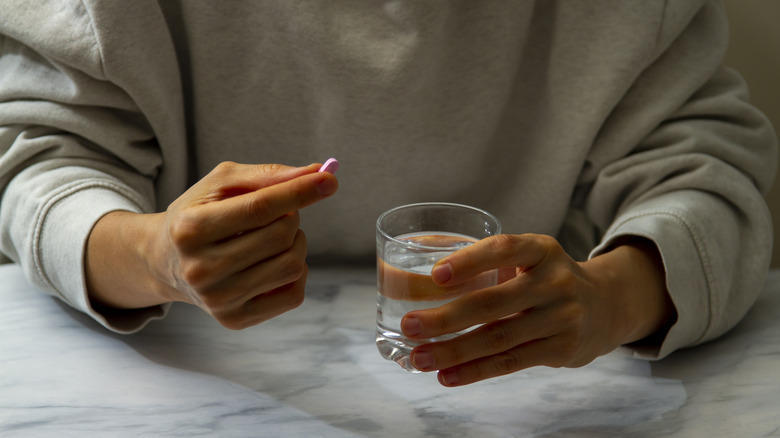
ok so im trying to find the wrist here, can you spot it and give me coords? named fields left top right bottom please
left=586, top=237, right=676, bottom=346
left=86, top=210, right=173, bottom=309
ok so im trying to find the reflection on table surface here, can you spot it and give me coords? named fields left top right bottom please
left=1, top=264, right=779, bottom=437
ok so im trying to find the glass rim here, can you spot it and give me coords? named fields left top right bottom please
left=376, top=202, right=502, bottom=251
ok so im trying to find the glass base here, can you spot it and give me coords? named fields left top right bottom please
left=375, top=328, right=420, bottom=373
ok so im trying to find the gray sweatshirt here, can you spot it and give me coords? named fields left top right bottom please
left=0, top=0, right=776, bottom=359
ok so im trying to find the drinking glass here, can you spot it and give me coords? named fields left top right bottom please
left=375, top=202, right=502, bottom=372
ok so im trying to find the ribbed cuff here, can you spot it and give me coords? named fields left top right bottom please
left=36, top=181, right=169, bottom=333
left=591, top=209, right=709, bottom=360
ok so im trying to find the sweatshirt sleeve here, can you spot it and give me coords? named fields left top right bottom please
left=0, top=4, right=172, bottom=332
left=583, top=1, right=778, bottom=359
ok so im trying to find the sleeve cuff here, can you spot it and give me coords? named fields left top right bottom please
left=590, top=209, right=710, bottom=360
left=36, top=181, right=170, bottom=333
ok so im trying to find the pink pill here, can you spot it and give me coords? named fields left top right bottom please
left=318, top=158, right=339, bottom=174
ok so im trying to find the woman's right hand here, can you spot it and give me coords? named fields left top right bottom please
left=85, top=161, right=338, bottom=329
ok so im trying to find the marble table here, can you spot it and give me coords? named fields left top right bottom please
left=1, top=263, right=778, bottom=438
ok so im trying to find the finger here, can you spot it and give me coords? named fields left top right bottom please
left=217, top=265, right=309, bottom=330
left=435, top=337, right=560, bottom=387
left=225, top=212, right=301, bottom=265
left=401, top=275, right=544, bottom=339
left=199, top=162, right=321, bottom=197
left=432, top=234, right=555, bottom=286
left=409, top=308, right=555, bottom=372
left=232, top=228, right=309, bottom=303
left=196, top=170, right=338, bottom=241
left=187, top=213, right=302, bottom=282
left=194, top=229, right=308, bottom=311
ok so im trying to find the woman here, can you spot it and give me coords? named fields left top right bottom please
left=0, top=0, right=775, bottom=386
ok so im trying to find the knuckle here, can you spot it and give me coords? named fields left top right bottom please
left=445, top=344, right=466, bottom=366
left=542, top=330, right=584, bottom=368
left=492, top=350, right=523, bottom=375
left=548, top=267, right=579, bottom=299
left=473, top=292, right=507, bottom=318
left=284, top=211, right=301, bottom=229
left=262, top=163, right=286, bottom=175
left=277, top=252, right=307, bottom=282
left=486, top=234, right=516, bottom=254
left=557, top=278, right=579, bottom=301
left=216, top=313, right=249, bottom=331
left=271, top=282, right=306, bottom=314
left=555, top=338, right=581, bottom=367
left=533, top=233, right=560, bottom=251
left=168, top=214, right=203, bottom=248
left=212, top=161, right=239, bottom=177
left=285, top=287, right=306, bottom=310
left=483, top=323, right=514, bottom=352
left=179, top=260, right=213, bottom=289
left=245, top=195, right=274, bottom=226
left=546, top=356, right=567, bottom=369
left=561, top=302, right=585, bottom=328
left=530, top=234, right=565, bottom=263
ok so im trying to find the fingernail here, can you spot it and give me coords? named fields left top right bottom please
left=432, top=263, right=452, bottom=284
left=439, top=369, right=459, bottom=386
left=401, top=316, right=422, bottom=336
left=316, top=177, right=337, bottom=195
left=412, top=351, right=435, bottom=370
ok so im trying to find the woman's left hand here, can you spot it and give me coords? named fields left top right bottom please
left=400, top=233, right=675, bottom=387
